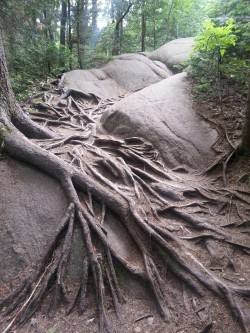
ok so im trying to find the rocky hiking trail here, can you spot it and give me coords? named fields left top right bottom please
left=0, top=39, right=250, bottom=333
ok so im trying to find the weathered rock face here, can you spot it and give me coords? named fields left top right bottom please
left=101, top=73, right=217, bottom=169
left=102, top=53, right=171, bottom=91
left=60, top=54, right=171, bottom=99
left=0, top=157, right=144, bottom=284
left=60, top=68, right=125, bottom=100
left=148, top=37, right=195, bottom=70
left=0, top=157, right=68, bottom=284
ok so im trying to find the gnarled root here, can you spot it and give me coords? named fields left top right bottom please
left=1, top=92, right=250, bottom=333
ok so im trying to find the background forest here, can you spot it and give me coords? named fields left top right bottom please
left=1, top=0, right=249, bottom=99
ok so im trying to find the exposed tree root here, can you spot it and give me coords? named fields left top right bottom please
left=0, top=90, right=250, bottom=333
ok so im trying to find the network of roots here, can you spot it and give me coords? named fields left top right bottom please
left=1, top=85, right=250, bottom=333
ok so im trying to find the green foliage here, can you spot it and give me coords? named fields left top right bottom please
left=188, top=16, right=249, bottom=88
left=3, top=0, right=248, bottom=100
left=82, top=46, right=114, bottom=69
left=6, top=37, right=73, bottom=98
left=96, top=23, right=116, bottom=56
left=193, top=18, right=237, bottom=57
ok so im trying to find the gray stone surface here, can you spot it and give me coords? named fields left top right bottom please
left=0, top=157, right=145, bottom=283
left=60, top=53, right=171, bottom=99
left=148, top=37, right=195, bottom=69
left=0, top=156, right=68, bottom=284
left=101, top=72, right=217, bottom=169
left=103, top=53, right=171, bottom=91
left=60, top=68, right=124, bottom=99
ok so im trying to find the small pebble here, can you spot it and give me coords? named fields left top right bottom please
left=134, top=326, right=141, bottom=333
left=30, top=318, right=37, bottom=326
left=147, top=316, right=154, bottom=325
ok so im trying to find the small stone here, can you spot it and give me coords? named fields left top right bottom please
left=30, top=318, right=37, bottom=326
left=147, top=316, right=154, bottom=325
left=86, top=317, right=95, bottom=326
left=134, top=326, right=141, bottom=333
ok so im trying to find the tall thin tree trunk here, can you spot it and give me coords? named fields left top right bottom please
left=90, top=0, right=98, bottom=47
left=67, top=0, right=73, bottom=69
left=165, top=0, right=175, bottom=42
left=153, top=0, right=156, bottom=50
left=0, top=30, right=53, bottom=139
left=112, top=2, right=132, bottom=55
left=60, top=0, right=67, bottom=68
left=60, top=0, right=67, bottom=46
left=76, top=1, right=83, bottom=69
left=141, top=0, right=146, bottom=52
left=242, top=79, right=250, bottom=151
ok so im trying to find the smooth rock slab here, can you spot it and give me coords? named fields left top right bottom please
left=0, top=157, right=144, bottom=284
left=0, top=157, right=68, bottom=284
left=101, top=72, right=217, bottom=169
left=60, top=68, right=124, bottom=100
left=103, top=53, right=171, bottom=91
left=60, top=54, right=171, bottom=99
left=148, top=37, right=195, bottom=70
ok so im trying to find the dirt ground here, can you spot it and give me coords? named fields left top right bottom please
left=0, top=78, right=250, bottom=333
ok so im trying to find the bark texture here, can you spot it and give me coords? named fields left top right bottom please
left=242, top=79, right=250, bottom=151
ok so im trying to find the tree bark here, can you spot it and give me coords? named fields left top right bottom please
left=59, top=0, right=67, bottom=68
left=76, top=0, right=83, bottom=69
left=0, top=29, right=54, bottom=139
left=0, top=30, right=16, bottom=117
left=153, top=0, right=156, bottom=50
left=165, top=0, right=175, bottom=42
left=242, top=79, right=250, bottom=152
left=141, top=0, right=146, bottom=52
left=60, top=0, right=67, bottom=46
left=112, top=2, right=133, bottom=55
left=67, top=0, right=73, bottom=69
left=90, top=0, right=98, bottom=47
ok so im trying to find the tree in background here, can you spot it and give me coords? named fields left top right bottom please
left=242, top=79, right=250, bottom=152
left=2, top=0, right=247, bottom=97
left=188, top=0, right=250, bottom=152
left=112, top=0, right=133, bottom=55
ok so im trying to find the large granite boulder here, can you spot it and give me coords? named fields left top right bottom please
left=148, top=37, right=195, bottom=70
left=0, top=157, right=69, bottom=284
left=0, top=157, right=144, bottom=284
left=102, top=53, right=171, bottom=91
left=101, top=72, right=217, bottom=169
left=59, top=68, right=124, bottom=100
left=60, top=54, right=171, bottom=99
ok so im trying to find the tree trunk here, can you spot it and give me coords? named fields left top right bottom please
left=153, top=0, right=156, bottom=50
left=0, top=29, right=54, bottom=139
left=90, top=0, right=98, bottom=47
left=242, top=79, right=250, bottom=152
left=60, top=0, right=67, bottom=46
left=112, top=2, right=132, bottom=55
left=0, top=31, right=16, bottom=117
left=67, top=0, right=73, bottom=69
left=60, top=0, right=67, bottom=68
left=165, top=0, right=175, bottom=42
left=76, top=0, right=83, bottom=69
left=141, top=0, right=146, bottom=52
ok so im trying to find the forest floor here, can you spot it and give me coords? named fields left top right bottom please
left=0, top=77, right=250, bottom=333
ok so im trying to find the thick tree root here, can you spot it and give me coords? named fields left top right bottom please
left=0, top=91, right=250, bottom=333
